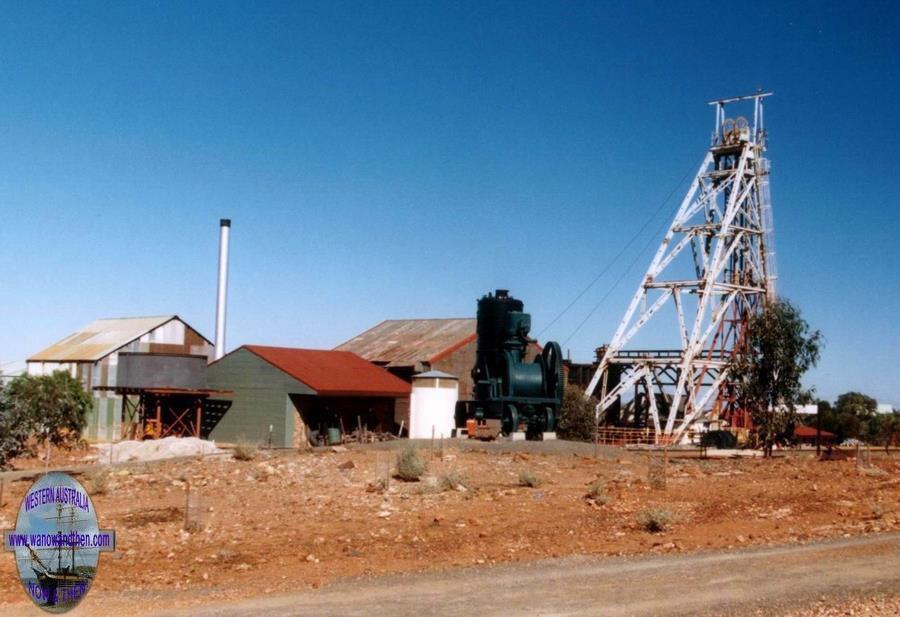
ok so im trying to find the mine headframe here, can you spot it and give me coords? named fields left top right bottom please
left=585, top=92, right=776, bottom=442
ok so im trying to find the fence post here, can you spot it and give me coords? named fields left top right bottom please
left=183, top=480, right=191, bottom=530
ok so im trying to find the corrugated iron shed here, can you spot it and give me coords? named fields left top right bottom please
left=28, top=315, right=207, bottom=362
left=334, top=318, right=476, bottom=368
left=242, top=345, right=411, bottom=397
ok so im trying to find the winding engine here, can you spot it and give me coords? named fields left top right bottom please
left=458, top=289, right=564, bottom=438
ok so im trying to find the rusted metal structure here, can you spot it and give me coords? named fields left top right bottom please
left=586, top=93, right=777, bottom=441
left=26, top=316, right=214, bottom=440
left=111, top=386, right=228, bottom=440
left=98, top=352, right=230, bottom=439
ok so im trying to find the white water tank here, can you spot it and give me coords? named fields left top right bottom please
left=409, top=370, right=459, bottom=439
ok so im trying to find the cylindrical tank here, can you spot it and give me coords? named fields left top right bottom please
left=409, top=370, right=459, bottom=439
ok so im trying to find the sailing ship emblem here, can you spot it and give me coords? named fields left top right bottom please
left=3, top=472, right=115, bottom=613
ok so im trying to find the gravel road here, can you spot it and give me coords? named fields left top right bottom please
left=146, top=533, right=900, bottom=617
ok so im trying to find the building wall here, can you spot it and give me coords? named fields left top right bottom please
left=26, top=318, right=213, bottom=442
left=431, top=339, right=477, bottom=399
left=430, top=339, right=541, bottom=401
left=206, top=348, right=314, bottom=448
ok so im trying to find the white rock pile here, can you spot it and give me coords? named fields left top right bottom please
left=94, top=436, right=222, bottom=463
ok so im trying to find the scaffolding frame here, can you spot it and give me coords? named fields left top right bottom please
left=95, top=386, right=230, bottom=440
left=586, top=93, right=776, bottom=441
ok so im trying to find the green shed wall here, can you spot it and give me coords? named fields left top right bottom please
left=207, top=348, right=315, bottom=447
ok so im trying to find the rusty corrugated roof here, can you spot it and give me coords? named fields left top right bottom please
left=243, top=345, right=411, bottom=397
left=28, top=316, right=178, bottom=362
left=333, top=319, right=476, bottom=367
left=794, top=425, right=836, bottom=438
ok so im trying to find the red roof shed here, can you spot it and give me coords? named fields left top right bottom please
left=794, top=425, right=836, bottom=440
left=207, top=346, right=412, bottom=448
left=243, top=345, right=411, bottom=397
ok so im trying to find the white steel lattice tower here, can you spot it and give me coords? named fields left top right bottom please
left=585, top=93, right=777, bottom=442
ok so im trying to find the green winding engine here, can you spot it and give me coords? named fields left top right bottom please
left=457, top=289, right=565, bottom=438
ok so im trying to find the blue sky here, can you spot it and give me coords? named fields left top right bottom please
left=0, top=1, right=897, bottom=405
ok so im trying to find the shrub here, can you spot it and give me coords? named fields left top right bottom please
left=0, top=371, right=91, bottom=467
left=86, top=469, right=110, bottom=495
left=636, top=507, right=674, bottom=533
left=438, top=470, right=469, bottom=492
left=699, top=430, right=737, bottom=449
left=0, top=397, right=32, bottom=469
left=557, top=383, right=597, bottom=442
left=395, top=445, right=426, bottom=481
left=518, top=470, right=542, bottom=488
left=368, top=476, right=388, bottom=492
left=232, top=444, right=257, bottom=461
left=860, top=466, right=888, bottom=478
left=587, top=481, right=612, bottom=505
left=6, top=371, right=91, bottom=447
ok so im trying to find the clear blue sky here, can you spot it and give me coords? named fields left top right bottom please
left=0, top=1, right=897, bottom=405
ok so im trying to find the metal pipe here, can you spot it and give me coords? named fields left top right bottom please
left=214, top=218, right=231, bottom=360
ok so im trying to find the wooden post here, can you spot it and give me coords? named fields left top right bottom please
left=183, top=480, right=191, bottom=530
left=0, top=478, right=5, bottom=508
left=398, top=420, right=404, bottom=438
left=815, top=404, right=821, bottom=457
left=440, top=434, right=444, bottom=461
left=664, top=446, right=669, bottom=487
left=431, top=426, right=435, bottom=459
left=195, top=400, right=202, bottom=438
left=357, top=416, right=362, bottom=444
left=597, top=369, right=608, bottom=459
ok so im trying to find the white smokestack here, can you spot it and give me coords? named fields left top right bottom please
left=214, top=218, right=231, bottom=360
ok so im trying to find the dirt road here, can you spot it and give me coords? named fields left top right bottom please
left=137, top=533, right=899, bottom=617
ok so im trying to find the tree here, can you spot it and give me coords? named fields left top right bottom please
left=870, top=413, right=900, bottom=452
left=558, top=383, right=596, bottom=442
left=4, top=371, right=92, bottom=451
left=0, top=385, right=36, bottom=468
left=817, top=391, right=880, bottom=444
left=834, top=391, right=878, bottom=417
left=728, top=299, right=822, bottom=457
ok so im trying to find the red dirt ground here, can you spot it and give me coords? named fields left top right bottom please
left=1, top=444, right=898, bottom=614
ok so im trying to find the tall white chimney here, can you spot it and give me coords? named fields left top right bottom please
left=214, top=218, right=231, bottom=360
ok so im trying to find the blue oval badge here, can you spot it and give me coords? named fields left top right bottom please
left=3, top=472, right=116, bottom=613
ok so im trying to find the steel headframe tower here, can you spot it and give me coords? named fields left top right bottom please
left=585, top=92, right=777, bottom=442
